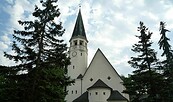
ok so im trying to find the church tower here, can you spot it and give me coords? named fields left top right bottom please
left=68, top=9, right=88, bottom=79
left=66, top=9, right=88, bottom=102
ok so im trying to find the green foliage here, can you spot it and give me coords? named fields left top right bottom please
left=27, top=66, right=70, bottom=102
left=123, top=22, right=163, bottom=102
left=0, top=0, right=72, bottom=101
left=158, top=21, right=173, bottom=102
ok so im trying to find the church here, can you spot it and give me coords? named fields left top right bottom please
left=65, top=9, right=129, bottom=102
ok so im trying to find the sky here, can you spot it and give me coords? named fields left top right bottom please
left=0, top=0, right=173, bottom=76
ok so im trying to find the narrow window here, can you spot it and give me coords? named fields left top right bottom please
left=95, top=92, right=98, bottom=95
left=103, top=92, right=106, bottom=95
left=81, top=53, right=82, bottom=56
left=76, top=90, right=77, bottom=94
left=90, top=93, right=91, bottom=96
left=73, top=65, right=75, bottom=69
left=72, top=90, right=73, bottom=94
left=80, top=40, right=83, bottom=45
left=74, top=40, right=77, bottom=45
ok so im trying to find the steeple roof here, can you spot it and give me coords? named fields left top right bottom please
left=70, top=9, right=88, bottom=42
left=87, top=79, right=112, bottom=90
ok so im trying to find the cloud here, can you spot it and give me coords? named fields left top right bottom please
left=1, top=0, right=173, bottom=76
left=0, top=50, right=16, bottom=66
left=0, top=42, right=8, bottom=50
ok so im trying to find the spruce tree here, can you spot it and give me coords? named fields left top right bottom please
left=1, top=0, right=72, bottom=101
left=124, top=22, right=162, bottom=102
left=158, top=21, right=173, bottom=101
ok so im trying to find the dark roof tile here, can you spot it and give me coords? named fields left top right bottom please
left=70, top=9, right=87, bottom=42
left=73, top=91, right=89, bottom=102
left=107, top=90, right=128, bottom=101
left=87, top=79, right=112, bottom=90
left=77, top=74, right=83, bottom=79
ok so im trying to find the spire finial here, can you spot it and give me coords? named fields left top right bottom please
left=79, top=3, right=81, bottom=9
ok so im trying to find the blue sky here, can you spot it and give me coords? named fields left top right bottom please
left=0, top=0, right=173, bottom=76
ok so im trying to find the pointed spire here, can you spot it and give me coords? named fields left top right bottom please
left=70, top=9, right=88, bottom=42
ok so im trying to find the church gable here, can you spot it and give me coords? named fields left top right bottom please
left=82, top=49, right=124, bottom=93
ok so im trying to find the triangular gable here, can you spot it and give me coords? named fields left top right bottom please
left=81, top=48, right=128, bottom=100
left=83, top=48, right=122, bottom=80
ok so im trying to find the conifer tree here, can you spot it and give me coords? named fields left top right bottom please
left=0, top=0, right=72, bottom=101
left=158, top=21, right=173, bottom=101
left=124, top=22, right=162, bottom=102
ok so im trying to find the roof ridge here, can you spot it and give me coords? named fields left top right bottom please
left=87, top=79, right=112, bottom=90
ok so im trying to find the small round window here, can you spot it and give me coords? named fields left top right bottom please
left=107, top=76, right=111, bottom=80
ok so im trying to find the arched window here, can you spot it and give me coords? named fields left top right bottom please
left=74, top=40, right=77, bottom=45
left=80, top=40, right=83, bottom=45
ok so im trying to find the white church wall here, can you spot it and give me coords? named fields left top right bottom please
left=82, top=50, right=126, bottom=98
left=66, top=79, right=82, bottom=102
left=88, top=88, right=111, bottom=102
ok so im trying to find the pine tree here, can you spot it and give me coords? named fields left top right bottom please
left=158, top=21, right=173, bottom=101
left=1, top=0, right=72, bottom=101
left=124, top=22, right=163, bottom=102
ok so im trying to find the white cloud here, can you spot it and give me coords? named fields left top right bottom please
left=1, top=35, right=10, bottom=43
left=0, top=51, right=16, bottom=66
left=0, top=42, right=8, bottom=50
left=165, top=7, right=173, bottom=21
left=5, top=0, right=14, bottom=4
left=1, top=0, right=173, bottom=76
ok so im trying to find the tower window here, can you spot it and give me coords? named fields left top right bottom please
left=90, top=78, right=93, bottom=81
left=72, top=90, right=73, bottom=94
left=80, top=40, right=83, bottom=45
left=73, top=65, right=75, bottom=69
left=76, top=90, right=77, bottom=94
left=74, top=40, right=77, bottom=45
left=95, top=92, right=98, bottom=95
left=81, top=53, right=82, bottom=56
